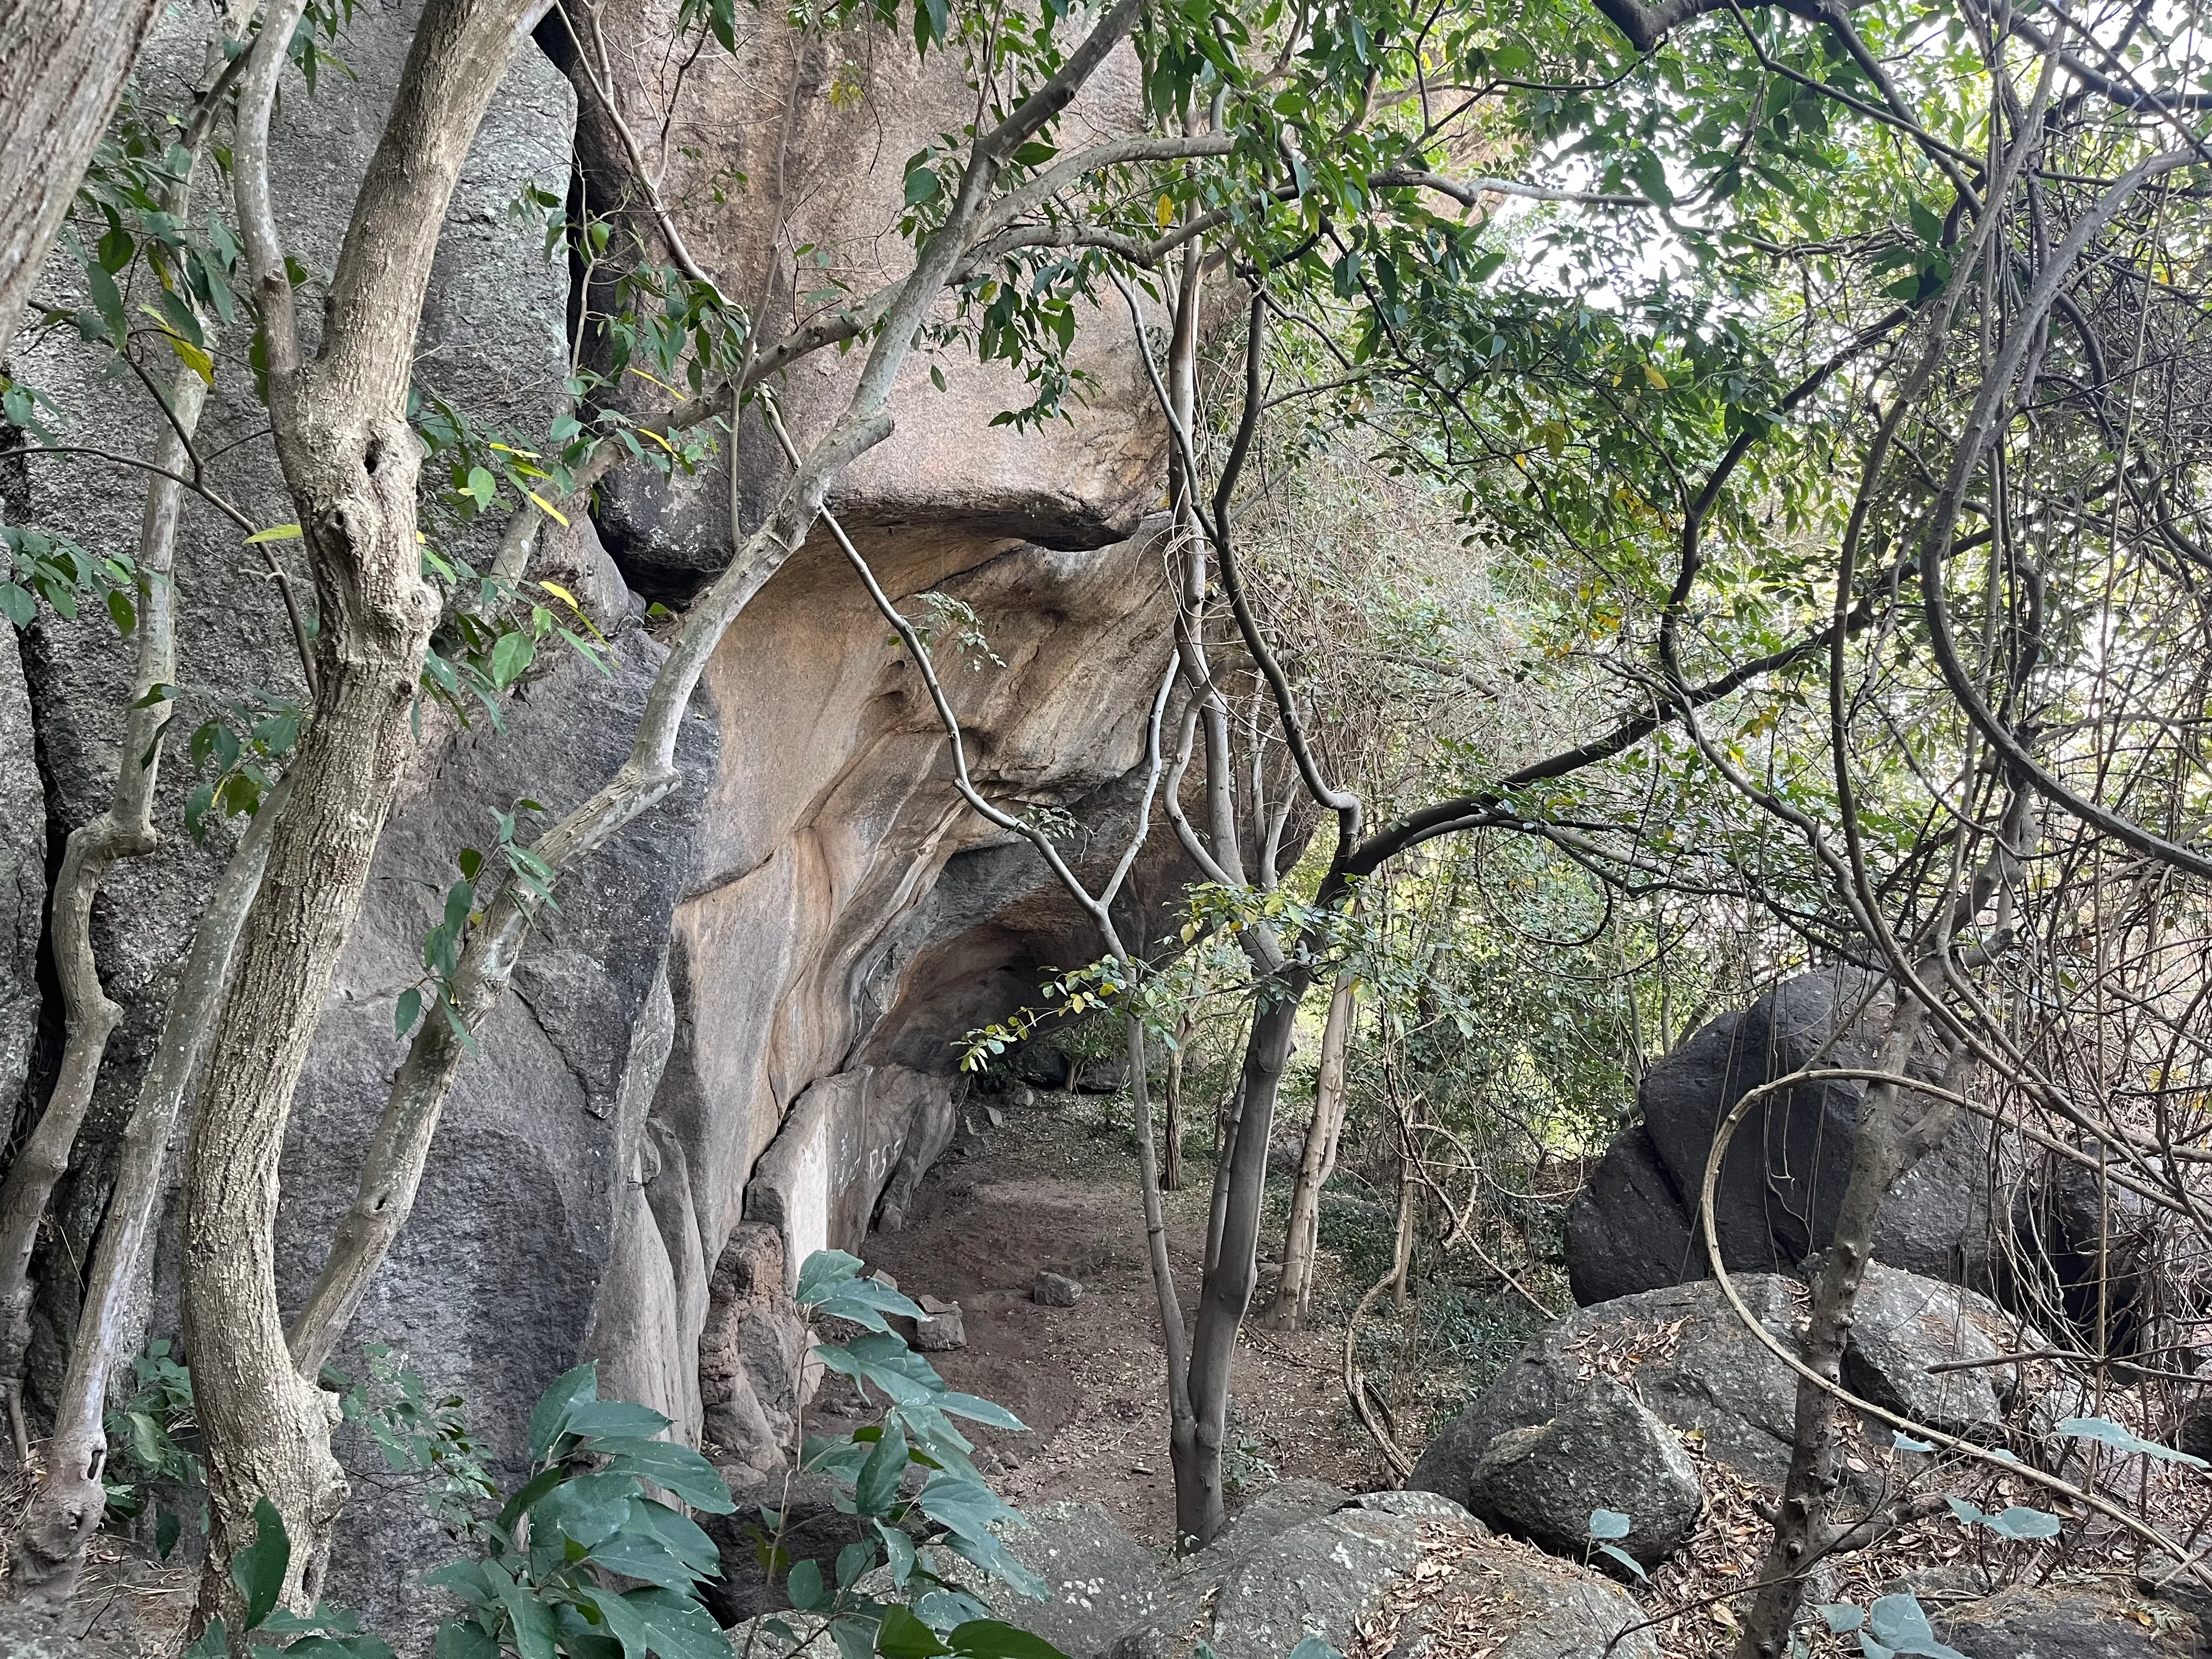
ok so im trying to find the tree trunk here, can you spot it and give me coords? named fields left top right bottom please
left=1174, top=973, right=1306, bottom=1545
left=1389, top=1128, right=1417, bottom=1313
left=1736, top=1007, right=1959, bottom=1658
left=9, top=778, right=280, bottom=1606
left=0, top=0, right=166, bottom=352
left=0, top=357, right=196, bottom=1458
left=1261, top=975, right=1354, bottom=1329
left=183, top=0, right=531, bottom=1628
left=1162, top=1013, right=1190, bottom=1192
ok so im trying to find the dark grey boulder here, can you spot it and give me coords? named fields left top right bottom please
left=1212, top=1478, right=1352, bottom=1556
left=1565, top=1124, right=1697, bottom=1305
left=1414, top=1267, right=2038, bottom=1520
left=1843, top=1263, right=2033, bottom=1440
left=1413, top=1276, right=1807, bottom=1494
left=1465, top=1378, right=1701, bottom=1570
left=1566, top=970, right=1995, bottom=1306
left=1034, top=1271, right=1084, bottom=1307
left=1938, top=1585, right=2203, bottom=1657
left=0, top=1610, right=128, bottom=1658
left=1110, top=1492, right=1656, bottom=1659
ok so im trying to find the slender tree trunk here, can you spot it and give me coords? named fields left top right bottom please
left=1174, top=973, right=1306, bottom=1545
left=1162, top=1012, right=1190, bottom=1192
left=1389, top=1126, right=1417, bottom=1313
left=1736, top=1005, right=1960, bottom=1657
left=182, top=0, right=531, bottom=1627
left=9, top=778, right=281, bottom=1606
left=0, top=0, right=166, bottom=353
left=0, top=357, right=194, bottom=1457
left=1261, top=975, right=1354, bottom=1329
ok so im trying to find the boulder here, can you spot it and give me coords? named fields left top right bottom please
left=1843, top=1263, right=2034, bottom=1439
left=1938, top=1585, right=2204, bottom=1657
left=1412, top=1267, right=2034, bottom=1505
left=1565, top=1124, right=1697, bottom=1307
left=1109, top=1491, right=1656, bottom=1659
left=1565, top=970, right=1995, bottom=1305
left=910, top=1295, right=967, bottom=1352
left=0, top=1609, right=128, bottom=1658
left=915, top=1500, right=1167, bottom=1659
left=1034, top=1272, right=1084, bottom=1307
left=1212, top=1478, right=1353, bottom=1555
left=1465, top=1378, right=1701, bottom=1570
left=1413, top=1276, right=1807, bottom=1493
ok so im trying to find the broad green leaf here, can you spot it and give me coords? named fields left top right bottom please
left=878, top=1605, right=950, bottom=1659
left=527, top=1361, right=600, bottom=1459
left=233, top=1497, right=291, bottom=1631
left=946, top=1620, right=1069, bottom=1659
left=591, top=1436, right=736, bottom=1514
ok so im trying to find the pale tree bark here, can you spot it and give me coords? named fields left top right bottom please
left=1261, top=974, right=1354, bottom=1329
left=0, top=8, right=244, bottom=1489
left=0, top=0, right=166, bottom=354
left=8, top=779, right=283, bottom=1606
left=180, top=0, right=539, bottom=1629
left=0, top=392, right=182, bottom=1459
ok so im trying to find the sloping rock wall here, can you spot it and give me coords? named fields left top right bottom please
left=2, top=0, right=1180, bottom=1628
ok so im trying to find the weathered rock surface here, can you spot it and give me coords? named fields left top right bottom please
left=1110, top=1491, right=1656, bottom=1659
left=1414, top=1276, right=1808, bottom=1494
left=1034, top=1271, right=1084, bottom=1307
left=916, top=1500, right=1169, bottom=1659
left=0, top=1607, right=127, bottom=1658
left=5, top=0, right=1193, bottom=1637
left=1565, top=970, right=1995, bottom=1305
left=1844, top=1262, right=2036, bottom=1438
left=1938, top=1584, right=2205, bottom=1657
left=1413, top=1267, right=2036, bottom=1505
left=1465, top=1378, right=1701, bottom=1569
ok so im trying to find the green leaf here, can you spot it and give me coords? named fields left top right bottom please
left=2059, top=1416, right=2209, bottom=1469
left=878, top=1605, right=951, bottom=1659
left=489, top=629, right=535, bottom=691
left=1595, top=1543, right=1646, bottom=1581
left=396, top=987, right=422, bottom=1038
left=185, top=1618, right=230, bottom=1659
left=245, top=523, right=302, bottom=544
left=1983, top=1506, right=2061, bottom=1541
left=946, top=1621, right=1068, bottom=1659
left=527, top=1361, right=600, bottom=1459
left=435, top=1622, right=502, bottom=1659
left=787, top=1559, right=830, bottom=1612
left=233, top=1498, right=291, bottom=1630
left=86, top=263, right=129, bottom=348
left=464, top=466, right=497, bottom=511
left=495, top=1575, right=560, bottom=1659
left=942, top=1398, right=1026, bottom=1433
left=856, top=1418, right=909, bottom=1516
left=591, top=1437, right=736, bottom=1514
left=0, top=583, right=34, bottom=628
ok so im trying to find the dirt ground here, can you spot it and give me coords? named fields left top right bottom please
left=840, top=1088, right=1390, bottom=1544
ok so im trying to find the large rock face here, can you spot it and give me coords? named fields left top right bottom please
left=1410, top=1267, right=2037, bottom=1500
left=1566, top=970, right=1995, bottom=1305
left=1109, top=1491, right=1658, bottom=1659
left=2, top=0, right=1183, bottom=1633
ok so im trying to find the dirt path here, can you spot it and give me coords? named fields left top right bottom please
left=845, top=1090, right=1388, bottom=1544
